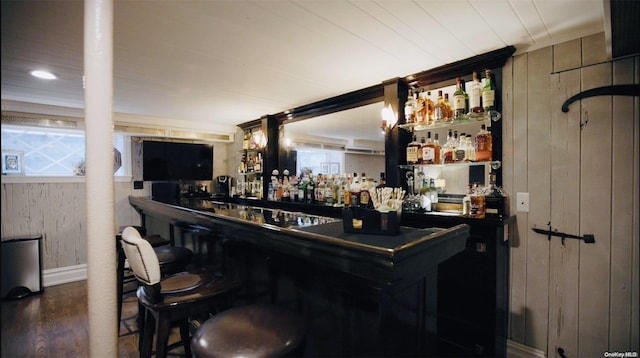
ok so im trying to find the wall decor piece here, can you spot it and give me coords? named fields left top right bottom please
left=2, top=150, right=24, bottom=175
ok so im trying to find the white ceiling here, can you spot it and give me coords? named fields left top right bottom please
left=1, top=0, right=605, bottom=142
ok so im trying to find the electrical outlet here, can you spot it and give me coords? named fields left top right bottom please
left=516, top=192, right=529, bottom=212
left=133, top=181, right=144, bottom=190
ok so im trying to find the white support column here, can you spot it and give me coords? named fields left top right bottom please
left=84, top=0, right=117, bottom=356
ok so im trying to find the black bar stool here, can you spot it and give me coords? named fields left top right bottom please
left=116, top=226, right=193, bottom=331
left=120, top=226, right=242, bottom=358
left=191, top=303, right=306, bottom=358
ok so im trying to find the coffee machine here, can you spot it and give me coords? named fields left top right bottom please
left=215, top=175, right=232, bottom=197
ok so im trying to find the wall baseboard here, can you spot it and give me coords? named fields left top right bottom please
left=43, top=264, right=87, bottom=287
left=507, top=339, right=546, bottom=358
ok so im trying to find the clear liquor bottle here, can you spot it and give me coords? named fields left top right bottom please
left=467, top=71, right=484, bottom=118
left=469, top=182, right=486, bottom=218
left=453, top=77, right=467, bottom=120
left=433, top=90, right=446, bottom=123
left=404, top=89, right=416, bottom=124
left=442, top=129, right=456, bottom=164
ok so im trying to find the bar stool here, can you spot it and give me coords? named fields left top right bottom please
left=116, top=226, right=193, bottom=330
left=191, top=303, right=306, bottom=358
left=120, top=226, right=242, bottom=358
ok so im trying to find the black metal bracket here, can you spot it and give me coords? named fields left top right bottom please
left=532, top=222, right=595, bottom=245
left=561, top=84, right=640, bottom=112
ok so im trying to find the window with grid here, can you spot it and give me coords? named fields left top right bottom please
left=1, top=125, right=128, bottom=176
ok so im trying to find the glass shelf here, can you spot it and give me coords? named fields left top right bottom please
left=399, top=160, right=501, bottom=170
left=238, top=171, right=263, bottom=176
left=397, top=110, right=501, bottom=132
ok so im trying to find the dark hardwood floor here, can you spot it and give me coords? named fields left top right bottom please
left=1, top=280, right=187, bottom=357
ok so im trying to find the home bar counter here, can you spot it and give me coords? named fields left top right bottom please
left=129, top=195, right=470, bottom=357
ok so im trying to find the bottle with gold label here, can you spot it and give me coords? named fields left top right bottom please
left=415, top=89, right=426, bottom=124
left=425, top=91, right=435, bottom=125
left=470, top=183, right=486, bottom=218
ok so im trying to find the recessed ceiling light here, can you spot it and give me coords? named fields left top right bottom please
left=30, top=70, right=57, bottom=80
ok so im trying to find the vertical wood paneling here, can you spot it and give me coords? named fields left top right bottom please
left=553, top=38, right=582, bottom=73
left=578, top=61, right=612, bottom=357
left=548, top=67, right=581, bottom=358
left=524, top=47, right=552, bottom=350
left=509, top=53, right=529, bottom=343
left=582, top=33, right=607, bottom=67
left=609, top=57, right=637, bottom=349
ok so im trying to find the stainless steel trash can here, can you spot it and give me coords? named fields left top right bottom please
left=1, top=235, right=44, bottom=299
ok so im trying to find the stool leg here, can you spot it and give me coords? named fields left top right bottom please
left=155, top=311, right=172, bottom=358
left=117, top=243, right=125, bottom=331
left=140, top=308, right=155, bottom=358
left=180, top=321, right=192, bottom=357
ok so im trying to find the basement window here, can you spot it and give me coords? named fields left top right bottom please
left=1, top=125, right=129, bottom=177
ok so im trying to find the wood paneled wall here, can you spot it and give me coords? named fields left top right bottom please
left=503, top=32, right=639, bottom=357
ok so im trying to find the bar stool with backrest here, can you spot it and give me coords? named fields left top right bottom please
left=116, top=226, right=194, bottom=329
left=120, top=226, right=242, bottom=358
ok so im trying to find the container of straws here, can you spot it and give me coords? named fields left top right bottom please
left=342, top=187, right=405, bottom=235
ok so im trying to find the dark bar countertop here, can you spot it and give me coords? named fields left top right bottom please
left=129, top=196, right=469, bottom=290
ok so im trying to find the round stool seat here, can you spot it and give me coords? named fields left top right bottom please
left=154, top=246, right=193, bottom=274
left=191, top=304, right=305, bottom=358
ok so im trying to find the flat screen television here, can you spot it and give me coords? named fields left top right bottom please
left=143, top=141, right=213, bottom=181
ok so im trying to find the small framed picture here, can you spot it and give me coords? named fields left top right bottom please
left=330, top=163, right=339, bottom=174
left=2, top=150, right=25, bottom=175
left=321, top=162, right=330, bottom=174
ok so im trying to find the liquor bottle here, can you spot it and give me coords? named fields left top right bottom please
left=359, top=177, right=372, bottom=209
left=424, top=91, right=435, bottom=125
left=406, top=134, right=421, bottom=165
left=429, top=178, right=438, bottom=207
left=465, top=134, right=475, bottom=161
left=242, top=131, right=250, bottom=150
left=468, top=71, right=483, bottom=117
left=415, top=89, right=426, bottom=123
left=453, top=77, right=467, bottom=120
left=298, top=177, right=307, bottom=203
left=462, top=184, right=472, bottom=216
left=316, top=175, right=325, bottom=205
left=421, top=132, right=432, bottom=164
left=432, top=133, right=442, bottom=164
left=443, top=93, right=453, bottom=123
left=377, top=172, right=386, bottom=188
left=306, top=175, right=315, bottom=204
left=404, top=89, right=416, bottom=124
left=482, top=69, right=497, bottom=112
left=484, top=172, right=509, bottom=218
left=350, top=173, right=360, bottom=207
left=418, top=136, right=426, bottom=164
left=454, top=131, right=466, bottom=162
left=442, top=129, right=456, bottom=164
left=469, top=183, right=486, bottom=219
left=433, top=90, right=445, bottom=123
left=475, top=124, right=493, bottom=162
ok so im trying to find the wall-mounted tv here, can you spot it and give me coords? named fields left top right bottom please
left=143, top=141, right=213, bottom=181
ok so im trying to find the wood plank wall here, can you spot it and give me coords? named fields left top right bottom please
left=503, top=33, right=639, bottom=357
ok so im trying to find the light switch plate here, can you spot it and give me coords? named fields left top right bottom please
left=516, top=192, right=529, bottom=212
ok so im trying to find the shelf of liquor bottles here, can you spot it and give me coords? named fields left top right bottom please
left=399, top=160, right=501, bottom=170
left=397, top=110, right=501, bottom=132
